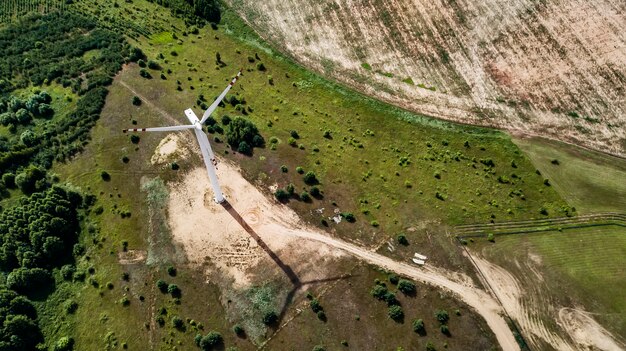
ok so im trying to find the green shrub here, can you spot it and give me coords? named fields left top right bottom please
left=167, top=284, right=181, bottom=297
left=300, top=191, right=311, bottom=202
left=397, top=234, right=409, bottom=245
left=440, top=324, right=450, bottom=335
left=288, top=137, right=296, bottom=146
left=310, top=186, right=321, bottom=197
left=310, top=298, right=322, bottom=312
left=139, top=69, right=151, bottom=78
left=370, top=284, right=388, bottom=299
left=221, top=115, right=231, bottom=125
left=60, top=265, right=76, bottom=281
left=303, top=171, right=318, bottom=185
left=131, top=96, right=141, bottom=106
left=487, top=233, right=495, bottom=242
left=274, top=189, right=289, bottom=201
left=388, top=274, right=399, bottom=285
left=412, top=318, right=425, bottom=333
left=156, top=279, right=168, bottom=293
left=226, top=117, right=263, bottom=150
left=167, top=266, right=177, bottom=276
left=296, top=166, right=304, bottom=174
left=435, top=310, right=449, bottom=324
left=52, top=336, right=74, bottom=351
left=172, top=316, right=184, bottom=330
left=312, top=346, right=325, bottom=351
left=341, top=212, right=355, bottom=222
left=199, top=331, right=223, bottom=350
left=130, top=134, right=140, bottom=144
left=397, top=279, right=416, bottom=295
left=233, top=324, right=244, bottom=336
left=387, top=305, right=404, bottom=321
left=237, top=141, right=251, bottom=155
left=256, top=62, right=266, bottom=71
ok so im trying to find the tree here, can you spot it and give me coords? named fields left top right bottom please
left=156, top=280, right=168, bottom=293
left=167, top=284, right=181, bottom=298
left=387, top=305, right=404, bottom=321
left=15, top=166, right=46, bottom=194
left=6, top=268, right=53, bottom=295
left=132, top=96, right=141, bottom=106
left=194, top=0, right=221, bottom=23
left=440, top=324, right=450, bottom=335
left=397, top=233, right=409, bottom=245
left=412, top=318, right=425, bottom=333
left=2, top=173, right=16, bottom=188
left=310, top=298, right=322, bottom=312
left=52, top=336, right=74, bottom=351
left=200, top=331, right=223, bottom=350
left=226, top=117, right=263, bottom=151
left=371, top=284, right=387, bottom=299
left=19, top=130, right=38, bottom=146
left=130, top=134, right=140, bottom=144
left=397, top=279, right=416, bottom=295
left=172, top=316, right=184, bottom=330
left=435, top=310, right=449, bottom=324
left=237, top=141, right=251, bottom=155
left=303, top=171, right=318, bottom=185
left=274, top=189, right=289, bottom=202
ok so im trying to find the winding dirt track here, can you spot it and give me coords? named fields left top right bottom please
left=260, top=221, right=519, bottom=350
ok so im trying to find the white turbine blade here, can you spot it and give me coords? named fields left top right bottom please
left=199, top=70, right=242, bottom=124
left=122, top=125, right=195, bottom=133
left=194, top=129, right=225, bottom=202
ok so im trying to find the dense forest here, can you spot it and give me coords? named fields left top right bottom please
left=0, top=186, right=86, bottom=350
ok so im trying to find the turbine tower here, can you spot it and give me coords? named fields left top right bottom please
left=123, top=70, right=242, bottom=203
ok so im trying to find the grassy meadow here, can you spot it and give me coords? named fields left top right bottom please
left=514, top=137, right=626, bottom=213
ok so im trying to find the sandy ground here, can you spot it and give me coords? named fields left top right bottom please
left=150, top=133, right=188, bottom=165
left=165, top=144, right=344, bottom=289
left=558, top=308, right=625, bottom=351
left=157, top=135, right=518, bottom=350
left=472, top=255, right=625, bottom=351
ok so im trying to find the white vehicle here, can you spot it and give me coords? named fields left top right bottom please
left=412, top=258, right=425, bottom=265
left=414, top=253, right=428, bottom=260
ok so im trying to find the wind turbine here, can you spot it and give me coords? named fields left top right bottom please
left=123, top=70, right=242, bottom=203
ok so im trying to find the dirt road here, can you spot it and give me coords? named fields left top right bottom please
left=262, top=222, right=519, bottom=351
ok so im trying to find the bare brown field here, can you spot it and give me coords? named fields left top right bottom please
left=225, top=0, right=626, bottom=156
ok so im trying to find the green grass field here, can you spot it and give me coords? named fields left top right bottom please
left=514, top=137, right=626, bottom=213
left=479, top=225, right=626, bottom=343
